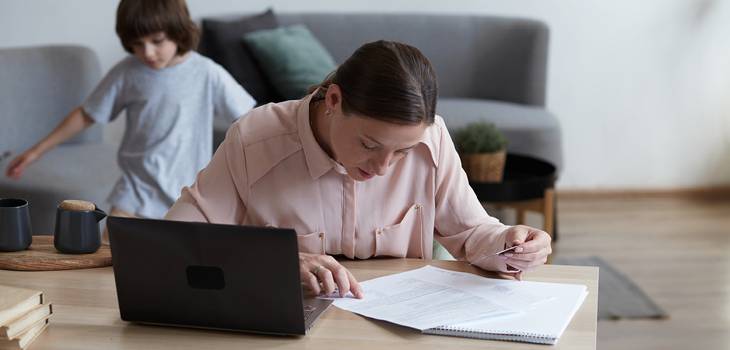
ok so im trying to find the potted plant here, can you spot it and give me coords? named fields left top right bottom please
left=453, top=121, right=508, bottom=182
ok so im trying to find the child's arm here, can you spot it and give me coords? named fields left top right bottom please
left=5, top=107, right=95, bottom=179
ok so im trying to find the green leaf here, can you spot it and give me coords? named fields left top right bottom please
left=453, top=121, right=507, bottom=154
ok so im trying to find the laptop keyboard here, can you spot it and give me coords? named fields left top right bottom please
left=302, top=298, right=333, bottom=329
left=303, top=304, right=318, bottom=323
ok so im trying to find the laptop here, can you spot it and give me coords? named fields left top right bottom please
left=107, top=217, right=333, bottom=335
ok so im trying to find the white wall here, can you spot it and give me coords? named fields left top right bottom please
left=2, top=0, right=729, bottom=190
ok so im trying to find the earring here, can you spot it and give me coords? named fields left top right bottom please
left=325, top=109, right=332, bottom=116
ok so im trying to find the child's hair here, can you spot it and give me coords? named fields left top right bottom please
left=115, top=0, right=199, bottom=55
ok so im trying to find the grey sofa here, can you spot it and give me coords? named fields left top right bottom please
left=0, top=45, right=119, bottom=234
left=204, top=13, right=562, bottom=173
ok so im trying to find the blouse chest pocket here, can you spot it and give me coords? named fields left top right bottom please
left=297, top=230, right=326, bottom=254
left=374, top=204, right=424, bottom=258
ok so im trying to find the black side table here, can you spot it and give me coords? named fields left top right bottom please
left=469, top=154, right=559, bottom=240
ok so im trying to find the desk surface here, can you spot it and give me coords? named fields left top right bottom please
left=0, top=259, right=597, bottom=349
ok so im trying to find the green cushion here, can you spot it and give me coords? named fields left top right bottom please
left=243, top=25, right=336, bottom=100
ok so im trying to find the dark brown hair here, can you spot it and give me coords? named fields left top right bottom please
left=116, top=0, right=199, bottom=55
left=312, top=40, right=438, bottom=125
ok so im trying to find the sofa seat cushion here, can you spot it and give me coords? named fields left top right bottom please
left=437, top=98, right=562, bottom=172
left=0, top=143, right=120, bottom=234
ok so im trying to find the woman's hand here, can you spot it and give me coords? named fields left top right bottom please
left=5, top=150, right=39, bottom=179
left=299, top=252, right=364, bottom=299
left=500, top=225, right=552, bottom=279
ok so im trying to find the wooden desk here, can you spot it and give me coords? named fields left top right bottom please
left=0, top=259, right=597, bottom=349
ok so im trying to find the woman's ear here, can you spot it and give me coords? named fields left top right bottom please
left=324, top=84, right=343, bottom=115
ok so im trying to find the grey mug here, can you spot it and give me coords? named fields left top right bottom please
left=0, top=198, right=33, bottom=252
left=53, top=204, right=107, bottom=254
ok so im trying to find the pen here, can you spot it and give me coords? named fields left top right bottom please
left=470, top=245, right=519, bottom=265
left=470, top=245, right=524, bottom=276
left=486, top=245, right=519, bottom=258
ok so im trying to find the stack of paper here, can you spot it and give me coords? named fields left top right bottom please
left=0, top=285, right=52, bottom=350
left=332, top=265, right=587, bottom=345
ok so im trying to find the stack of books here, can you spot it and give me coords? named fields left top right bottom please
left=0, top=285, right=52, bottom=350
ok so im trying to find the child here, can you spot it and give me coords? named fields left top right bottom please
left=5, top=0, right=256, bottom=240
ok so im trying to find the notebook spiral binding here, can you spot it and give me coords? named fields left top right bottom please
left=425, top=327, right=556, bottom=345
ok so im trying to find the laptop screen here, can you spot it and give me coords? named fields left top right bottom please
left=108, top=217, right=310, bottom=335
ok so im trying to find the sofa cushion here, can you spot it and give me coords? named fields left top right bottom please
left=200, top=9, right=280, bottom=105
left=0, top=143, right=120, bottom=234
left=437, top=98, right=562, bottom=172
left=276, top=14, right=548, bottom=106
left=243, top=25, right=336, bottom=100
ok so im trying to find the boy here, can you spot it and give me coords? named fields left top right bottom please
left=6, top=0, right=256, bottom=240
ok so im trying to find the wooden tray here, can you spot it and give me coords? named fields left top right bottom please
left=0, top=235, right=111, bottom=271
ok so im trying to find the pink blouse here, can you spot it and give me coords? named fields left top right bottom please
left=165, top=94, right=511, bottom=272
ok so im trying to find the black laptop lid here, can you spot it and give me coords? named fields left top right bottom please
left=108, top=217, right=307, bottom=335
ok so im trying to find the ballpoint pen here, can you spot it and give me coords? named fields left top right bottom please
left=470, top=245, right=519, bottom=264
left=486, top=245, right=519, bottom=258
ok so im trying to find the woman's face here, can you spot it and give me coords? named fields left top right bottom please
left=323, top=86, right=428, bottom=182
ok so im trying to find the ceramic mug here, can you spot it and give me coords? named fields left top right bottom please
left=0, top=198, right=33, bottom=252
left=53, top=203, right=107, bottom=254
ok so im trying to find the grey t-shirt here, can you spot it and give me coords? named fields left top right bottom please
left=82, top=52, right=256, bottom=218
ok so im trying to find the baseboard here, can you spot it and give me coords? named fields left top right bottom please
left=556, top=186, right=730, bottom=200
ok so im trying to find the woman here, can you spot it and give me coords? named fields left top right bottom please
left=165, top=40, right=551, bottom=298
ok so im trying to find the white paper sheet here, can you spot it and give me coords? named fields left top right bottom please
left=332, top=265, right=551, bottom=330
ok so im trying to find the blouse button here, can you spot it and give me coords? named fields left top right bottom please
left=376, top=228, right=383, bottom=235
left=415, top=204, right=422, bottom=210
left=318, top=232, right=324, bottom=239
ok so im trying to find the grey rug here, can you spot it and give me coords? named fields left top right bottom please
left=553, top=256, right=668, bottom=320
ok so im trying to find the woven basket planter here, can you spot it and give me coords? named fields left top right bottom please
left=461, top=150, right=506, bottom=182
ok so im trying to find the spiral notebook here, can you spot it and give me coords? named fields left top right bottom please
left=424, top=281, right=588, bottom=345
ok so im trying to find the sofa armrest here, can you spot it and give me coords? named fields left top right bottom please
left=0, top=45, right=103, bottom=154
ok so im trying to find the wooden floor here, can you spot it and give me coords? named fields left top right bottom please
left=545, top=195, right=730, bottom=350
